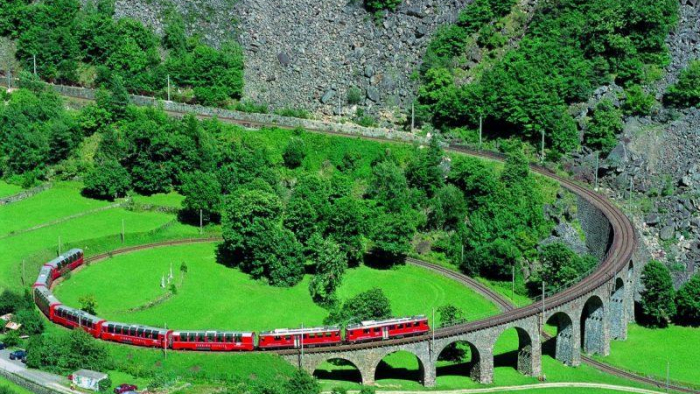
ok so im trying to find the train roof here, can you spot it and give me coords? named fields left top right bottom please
left=34, top=266, right=52, bottom=285
left=103, top=321, right=171, bottom=334
left=34, top=286, right=61, bottom=305
left=347, top=315, right=427, bottom=329
left=44, top=249, right=84, bottom=268
left=55, top=305, right=104, bottom=323
left=260, top=326, right=340, bottom=336
left=172, top=330, right=254, bottom=336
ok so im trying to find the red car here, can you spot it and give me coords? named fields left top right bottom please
left=34, top=287, right=61, bottom=320
left=258, top=326, right=342, bottom=349
left=113, top=384, right=138, bottom=394
left=171, top=331, right=255, bottom=351
left=346, top=316, right=429, bottom=343
left=52, top=305, right=105, bottom=338
left=100, top=322, right=171, bottom=348
left=44, top=249, right=84, bottom=280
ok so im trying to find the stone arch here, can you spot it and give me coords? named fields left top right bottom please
left=627, top=261, right=634, bottom=282
left=373, top=350, right=428, bottom=386
left=610, top=277, right=626, bottom=340
left=312, top=357, right=364, bottom=385
left=435, top=339, right=482, bottom=382
left=493, top=326, right=536, bottom=376
left=544, top=311, right=577, bottom=366
left=580, top=295, right=607, bottom=355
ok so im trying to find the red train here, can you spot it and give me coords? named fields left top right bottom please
left=258, top=327, right=342, bottom=349
left=44, top=249, right=84, bottom=280
left=171, top=331, right=255, bottom=351
left=346, top=316, right=430, bottom=343
left=32, top=248, right=431, bottom=352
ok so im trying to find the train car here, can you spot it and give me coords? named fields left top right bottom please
left=44, top=249, right=84, bottom=280
left=346, top=316, right=429, bottom=343
left=33, top=266, right=54, bottom=289
left=258, top=326, right=342, bottom=349
left=171, top=331, right=255, bottom=351
left=52, top=305, right=105, bottom=338
left=100, top=322, right=172, bottom=348
left=34, top=286, right=61, bottom=320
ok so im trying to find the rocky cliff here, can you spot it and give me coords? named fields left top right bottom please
left=109, top=0, right=471, bottom=118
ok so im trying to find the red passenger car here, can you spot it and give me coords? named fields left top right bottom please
left=346, top=316, right=429, bottom=343
left=44, top=249, right=84, bottom=280
left=34, top=287, right=61, bottom=320
left=52, top=305, right=105, bottom=338
left=171, top=331, right=255, bottom=351
left=258, top=326, right=342, bottom=349
left=33, top=266, right=54, bottom=289
left=100, top=322, right=172, bottom=348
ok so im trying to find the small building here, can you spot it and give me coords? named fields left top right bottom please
left=70, top=370, right=108, bottom=392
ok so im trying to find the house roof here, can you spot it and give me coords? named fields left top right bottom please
left=73, top=370, right=108, bottom=380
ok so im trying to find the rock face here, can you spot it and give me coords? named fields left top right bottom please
left=104, top=0, right=472, bottom=115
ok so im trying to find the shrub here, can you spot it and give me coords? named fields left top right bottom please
left=585, top=100, right=623, bottom=153
left=675, top=274, right=700, bottom=326
left=639, top=261, right=676, bottom=327
left=347, top=87, right=363, bottom=105
left=623, top=85, right=656, bottom=116
left=364, top=0, right=402, bottom=13
left=665, top=61, right=700, bottom=108
left=98, top=377, right=112, bottom=392
left=283, top=370, right=320, bottom=394
left=282, top=137, right=307, bottom=169
left=83, top=160, right=131, bottom=200
left=3, top=330, right=20, bottom=347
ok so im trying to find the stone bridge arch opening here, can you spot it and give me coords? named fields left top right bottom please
left=436, top=340, right=481, bottom=382
left=581, top=295, right=606, bottom=355
left=610, top=277, right=626, bottom=340
left=374, top=350, right=426, bottom=386
left=312, top=358, right=363, bottom=385
left=543, top=312, right=576, bottom=366
left=494, top=327, right=535, bottom=376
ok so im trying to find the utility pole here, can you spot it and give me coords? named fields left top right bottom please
left=21, top=260, right=26, bottom=286
left=33, top=55, right=37, bottom=76
left=479, top=114, right=483, bottom=150
left=666, top=360, right=670, bottom=393
left=431, top=308, right=435, bottom=345
left=629, top=178, right=633, bottom=212
left=300, top=323, right=304, bottom=368
left=594, top=151, right=599, bottom=190
left=121, top=219, right=125, bottom=243
left=411, top=102, right=415, bottom=133
left=167, top=75, right=171, bottom=101
left=58, top=236, right=62, bottom=255
left=6, top=64, right=11, bottom=90
left=199, top=209, right=203, bottom=235
left=512, top=265, right=515, bottom=303
left=540, top=129, right=545, bottom=161
left=541, top=281, right=546, bottom=327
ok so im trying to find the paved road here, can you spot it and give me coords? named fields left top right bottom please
left=0, top=349, right=77, bottom=394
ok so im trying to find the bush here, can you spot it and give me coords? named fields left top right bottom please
left=283, top=370, right=320, bottom=394
left=326, top=288, right=392, bottom=325
left=364, top=0, right=402, bottom=13
left=623, top=85, right=656, bottom=116
left=282, top=137, right=307, bottom=169
left=639, top=261, right=676, bottom=327
left=585, top=100, right=623, bottom=153
left=675, top=274, right=700, bottom=326
left=3, top=330, right=20, bottom=347
left=359, top=387, right=376, bottom=394
left=83, top=160, right=131, bottom=200
left=347, top=87, right=363, bottom=105
left=665, top=61, right=700, bottom=108
left=98, top=377, right=112, bottom=392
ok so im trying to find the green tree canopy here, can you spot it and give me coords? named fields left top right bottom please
left=639, top=260, right=676, bottom=327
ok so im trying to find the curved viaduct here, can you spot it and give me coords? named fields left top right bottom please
left=279, top=148, right=640, bottom=388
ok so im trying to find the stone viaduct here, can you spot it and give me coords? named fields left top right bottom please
left=281, top=160, right=642, bottom=388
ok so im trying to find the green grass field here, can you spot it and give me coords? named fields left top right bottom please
left=0, top=182, right=113, bottom=237
left=595, top=324, right=700, bottom=389
left=55, top=242, right=499, bottom=331
left=0, top=181, right=23, bottom=198
left=0, top=377, right=34, bottom=394
left=131, top=192, right=185, bottom=209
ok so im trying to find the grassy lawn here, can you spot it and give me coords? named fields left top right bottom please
left=0, top=181, right=23, bottom=198
left=0, top=377, right=34, bottom=394
left=0, top=182, right=113, bottom=237
left=596, top=324, right=700, bottom=389
left=55, top=242, right=500, bottom=331
left=0, top=207, right=177, bottom=292
left=131, top=192, right=185, bottom=209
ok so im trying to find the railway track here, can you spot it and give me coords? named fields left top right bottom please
left=38, top=87, right=695, bottom=392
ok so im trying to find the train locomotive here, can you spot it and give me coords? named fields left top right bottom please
left=32, top=248, right=430, bottom=351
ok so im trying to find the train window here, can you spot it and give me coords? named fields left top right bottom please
left=129, top=327, right=137, bottom=336
left=374, top=327, right=380, bottom=332
left=107, top=325, right=114, bottom=334
left=217, top=333, right=224, bottom=342
left=198, top=333, right=205, bottom=342
left=285, top=335, right=291, bottom=340
left=188, top=333, right=196, bottom=342
left=363, top=329, right=370, bottom=334
left=207, top=333, right=215, bottom=342
left=274, top=336, right=281, bottom=340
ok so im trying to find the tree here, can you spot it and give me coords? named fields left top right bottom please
left=14, top=309, right=44, bottom=335
left=438, top=304, right=465, bottom=327
left=326, top=288, right=392, bottom=325
left=537, top=243, right=594, bottom=292
left=78, top=294, right=98, bottom=315
left=308, top=236, right=348, bottom=306
left=639, top=261, right=676, bottom=327
left=368, top=160, right=410, bottom=212
left=359, top=388, right=376, bottom=394
left=326, top=196, right=366, bottom=265
left=675, top=274, right=700, bottom=326
left=282, top=137, right=307, bottom=169
left=369, top=210, right=416, bottom=265
left=3, top=330, right=20, bottom=347
left=428, top=184, right=467, bottom=230
left=259, top=227, right=305, bottom=287
left=0, top=290, right=31, bottom=315
left=180, top=171, right=222, bottom=223
left=405, top=137, right=445, bottom=197
left=82, top=160, right=131, bottom=200
left=665, top=61, right=700, bottom=108
left=283, top=370, right=320, bottom=394
left=585, top=99, right=623, bottom=153
left=283, top=198, right=319, bottom=245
